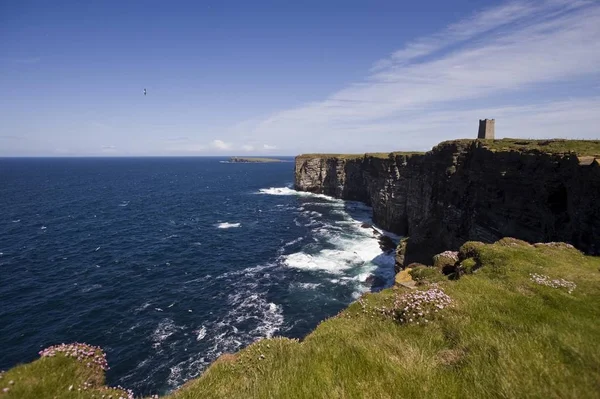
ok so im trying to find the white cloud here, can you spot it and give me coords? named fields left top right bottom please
left=263, top=144, right=277, bottom=150
left=101, top=145, right=117, bottom=154
left=240, top=0, right=600, bottom=153
left=211, top=139, right=232, bottom=150
left=242, top=144, right=255, bottom=151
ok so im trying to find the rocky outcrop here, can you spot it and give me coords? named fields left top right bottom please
left=295, top=140, right=600, bottom=266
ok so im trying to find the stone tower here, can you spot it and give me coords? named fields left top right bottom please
left=478, top=119, right=495, bottom=139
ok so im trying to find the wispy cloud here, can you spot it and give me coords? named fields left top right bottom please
left=211, top=139, right=232, bottom=150
left=3, top=57, right=42, bottom=65
left=263, top=144, right=277, bottom=150
left=241, top=0, right=600, bottom=152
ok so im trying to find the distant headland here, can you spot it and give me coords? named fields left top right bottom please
left=226, top=157, right=287, bottom=163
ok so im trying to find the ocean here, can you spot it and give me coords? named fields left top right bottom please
left=0, top=157, right=396, bottom=396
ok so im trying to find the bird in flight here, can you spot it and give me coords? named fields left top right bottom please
left=143, top=88, right=147, bottom=96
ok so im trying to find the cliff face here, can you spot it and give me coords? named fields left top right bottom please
left=295, top=141, right=600, bottom=264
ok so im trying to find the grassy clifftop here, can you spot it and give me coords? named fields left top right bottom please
left=297, top=139, right=600, bottom=160
left=440, top=138, right=600, bottom=157
left=4, top=240, right=599, bottom=398
left=295, top=151, right=424, bottom=160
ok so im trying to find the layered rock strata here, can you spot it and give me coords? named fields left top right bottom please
left=295, top=140, right=600, bottom=266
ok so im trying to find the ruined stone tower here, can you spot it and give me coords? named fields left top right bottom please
left=478, top=119, right=495, bottom=139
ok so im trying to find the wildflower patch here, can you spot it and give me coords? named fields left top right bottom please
left=39, top=342, right=109, bottom=370
left=393, top=287, right=453, bottom=324
left=529, top=273, right=576, bottom=293
left=359, top=287, right=453, bottom=325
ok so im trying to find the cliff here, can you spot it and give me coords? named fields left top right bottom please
left=295, top=139, right=600, bottom=265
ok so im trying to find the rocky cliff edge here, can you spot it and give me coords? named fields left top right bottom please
left=294, top=139, right=600, bottom=267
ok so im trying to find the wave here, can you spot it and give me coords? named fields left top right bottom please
left=280, top=197, right=397, bottom=299
left=152, top=319, right=184, bottom=348
left=196, top=326, right=207, bottom=341
left=216, top=222, right=241, bottom=229
left=284, top=237, right=304, bottom=247
left=166, top=262, right=284, bottom=389
left=81, top=284, right=103, bottom=293
left=257, top=187, right=342, bottom=202
left=282, top=251, right=361, bottom=274
left=290, top=282, right=322, bottom=290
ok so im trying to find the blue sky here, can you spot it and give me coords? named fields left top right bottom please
left=1, top=0, right=599, bottom=156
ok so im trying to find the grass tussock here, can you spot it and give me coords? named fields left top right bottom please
left=3, top=241, right=600, bottom=398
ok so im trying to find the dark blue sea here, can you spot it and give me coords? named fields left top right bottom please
left=0, top=157, right=396, bottom=396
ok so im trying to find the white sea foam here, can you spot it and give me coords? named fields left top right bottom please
left=152, top=319, right=183, bottom=348
left=216, top=222, right=241, bottom=229
left=257, top=187, right=342, bottom=202
left=183, top=275, right=213, bottom=285
left=291, top=282, right=322, bottom=290
left=281, top=197, right=398, bottom=299
left=81, top=284, right=102, bottom=293
left=196, top=326, right=207, bottom=341
left=12, top=219, right=20, bottom=223
left=284, top=237, right=304, bottom=247
left=283, top=250, right=361, bottom=273
left=119, top=201, right=129, bottom=207
left=166, top=262, right=284, bottom=389
left=40, top=226, right=47, bottom=230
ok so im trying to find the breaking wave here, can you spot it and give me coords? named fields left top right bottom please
left=216, top=222, right=241, bottom=229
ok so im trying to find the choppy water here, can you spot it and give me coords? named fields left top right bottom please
left=0, top=157, right=396, bottom=396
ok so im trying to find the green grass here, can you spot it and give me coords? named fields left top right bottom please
left=0, top=353, right=131, bottom=398
left=3, top=241, right=600, bottom=398
left=169, top=241, right=600, bottom=398
left=298, top=139, right=600, bottom=160
left=440, top=138, right=600, bottom=157
left=295, top=151, right=424, bottom=160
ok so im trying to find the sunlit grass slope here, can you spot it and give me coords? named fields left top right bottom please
left=169, top=240, right=600, bottom=399
left=0, top=344, right=133, bottom=398
left=2, top=240, right=599, bottom=398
